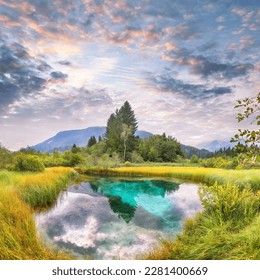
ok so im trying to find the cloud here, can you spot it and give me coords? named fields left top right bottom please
left=0, top=0, right=259, bottom=150
left=0, top=75, right=20, bottom=110
left=0, top=42, right=47, bottom=111
left=50, top=71, right=68, bottom=82
left=0, top=41, right=72, bottom=113
left=167, top=51, right=254, bottom=79
left=164, top=23, right=201, bottom=40
left=148, top=73, right=233, bottom=99
left=58, top=60, right=72, bottom=66
left=6, top=84, right=114, bottom=121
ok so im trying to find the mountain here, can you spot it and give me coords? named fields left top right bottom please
left=135, top=130, right=153, bottom=139
left=31, top=127, right=152, bottom=152
left=180, top=144, right=212, bottom=158
left=197, top=140, right=236, bottom=152
left=31, top=127, right=211, bottom=158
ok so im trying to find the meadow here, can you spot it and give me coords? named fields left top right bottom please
left=0, top=167, right=75, bottom=259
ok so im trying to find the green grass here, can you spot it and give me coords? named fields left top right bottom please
left=144, top=182, right=260, bottom=260
left=0, top=167, right=76, bottom=259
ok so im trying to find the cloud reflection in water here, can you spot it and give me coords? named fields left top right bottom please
left=36, top=179, right=202, bottom=259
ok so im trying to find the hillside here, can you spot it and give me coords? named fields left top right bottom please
left=31, top=127, right=153, bottom=152
left=30, top=126, right=211, bottom=158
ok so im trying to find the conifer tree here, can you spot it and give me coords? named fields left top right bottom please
left=105, top=101, right=138, bottom=159
left=87, top=136, right=97, bottom=147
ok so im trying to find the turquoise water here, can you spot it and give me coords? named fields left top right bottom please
left=36, top=178, right=202, bottom=259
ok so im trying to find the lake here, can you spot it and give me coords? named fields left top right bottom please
left=35, top=177, right=202, bottom=259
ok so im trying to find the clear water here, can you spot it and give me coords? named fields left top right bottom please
left=35, top=178, right=202, bottom=259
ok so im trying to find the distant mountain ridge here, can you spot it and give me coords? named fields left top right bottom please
left=31, top=127, right=153, bottom=152
left=180, top=144, right=212, bottom=158
left=30, top=126, right=212, bottom=158
left=197, top=140, right=236, bottom=152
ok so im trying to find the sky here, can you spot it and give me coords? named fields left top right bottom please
left=0, top=0, right=259, bottom=150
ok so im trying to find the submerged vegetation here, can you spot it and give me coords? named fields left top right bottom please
left=0, top=167, right=75, bottom=259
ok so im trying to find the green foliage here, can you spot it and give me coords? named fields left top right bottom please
left=181, top=144, right=212, bottom=158
left=200, top=156, right=240, bottom=169
left=14, top=154, right=45, bottom=172
left=105, top=101, right=138, bottom=159
left=0, top=145, right=13, bottom=168
left=124, top=161, right=132, bottom=167
left=71, top=144, right=80, bottom=153
left=231, top=92, right=260, bottom=158
left=87, top=136, right=97, bottom=148
left=190, top=154, right=199, bottom=163
left=62, top=151, right=84, bottom=167
left=198, top=183, right=260, bottom=230
left=130, top=151, right=144, bottom=163
left=119, top=101, right=138, bottom=132
left=88, top=141, right=107, bottom=157
left=138, top=133, right=183, bottom=162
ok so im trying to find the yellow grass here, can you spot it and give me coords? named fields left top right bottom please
left=79, top=166, right=260, bottom=190
left=0, top=167, right=75, bottom=259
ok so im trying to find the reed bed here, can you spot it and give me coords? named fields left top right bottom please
left=0, top=167, right=75, bottom=259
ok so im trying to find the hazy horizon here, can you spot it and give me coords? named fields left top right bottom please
left=0, top=0, right=259, bottom=150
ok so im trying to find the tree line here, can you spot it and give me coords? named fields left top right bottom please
left=0, top=93, right=259, bottom=172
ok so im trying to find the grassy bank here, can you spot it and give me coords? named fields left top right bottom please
left=0, top=167, right=76, bottom=259
left=76, top=166, right=260, bottom=191
left=144, top=183, right=260, bottom=260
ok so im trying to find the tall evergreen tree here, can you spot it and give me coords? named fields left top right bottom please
left=105, top=101, right=138, bottom=159
left=118, top=101, right=138, bottom=133
left=87, top=136, right=97, bottom=147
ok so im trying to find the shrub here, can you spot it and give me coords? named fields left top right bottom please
left=14, top=154, right=45, bottom=172
left=198, top=182, right=260, bottom=230
left=130, top=151, right=144, bottom=163
left=190, top=155, right=199, bottom=163
left=61, top=151, right=84, bottom=167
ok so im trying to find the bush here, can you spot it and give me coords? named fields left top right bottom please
left=62, top=151, right=84, bottom=167
left=198, top=182, right=260, bottom=230
left=14, top=154, right=45, bottom=172
left=201, top=157, right=240, bottom=169
left=190, top=155, right=199, bottom=163
left=130, top=151, right=144, bottom=163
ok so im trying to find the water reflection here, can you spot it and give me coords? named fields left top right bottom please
left=108, top=196, right=136, bottom=223
left=36, top=178, right=202, bottom=259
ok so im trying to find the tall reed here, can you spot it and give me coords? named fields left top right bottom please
left=0, top=167, right=75, bottom=259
